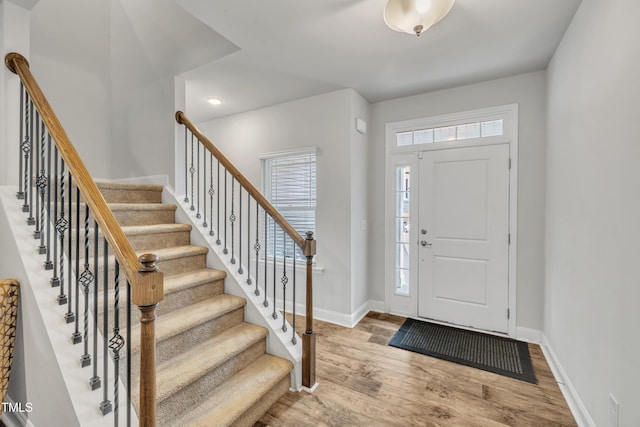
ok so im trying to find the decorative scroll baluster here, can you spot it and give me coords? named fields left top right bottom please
left=189, top=133, right=195, bottom=211
left=246, top=192, right=251, bottom=283
left=56, top=159, right=68, bottom=304
left=209, top=153, right=215, bottom=237
left=51, top=149, right=60, bottom=286
left=281, top=232, right=288, bottom=332
left=202, top=150, right=208, bottom=229
left=37, top=122, right=48, bottom=256
left=16, top=83, right=24, bottom=200
left=33, top=111, right=41, bottom=238
left=100, top=239, right=112, bottom=415
left=263, top=210, right=268, bottom=307
left=34, top=122, right=48, bottom=255
left=251, top=202, right=259, bottom=290
left=272, top=218, right=277, bottom=320
left=183, top=127, right=188, bottom=204
left=196, top=142, right=201, bottom=219
left=229, top=177, right=236, bottom=263
left=80, top=204, right=93, bottom=366
left=43, top=132, right=53, bottom=266
left=292, top=246, right=297, bottom=345
left=21, top=97, right=31, bottom=213
left=64, top=175, right=75, bottom=324
left=223, top=171, right=228, bottom=255
left=238, top=187, right=243, bottom=274
left=216, top=160, right=221, bottom=246
left=26, top=100, right=35, bottom=224
left=110, top=262, right=125, bottom=426
left=90, top=221, right=101, bottom=391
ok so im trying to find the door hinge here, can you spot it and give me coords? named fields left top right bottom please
left=508, top=158, right=512, bottom=169
left=508, top=233, right=511, bottom=245
left=507, top=308, right=510, bottom=319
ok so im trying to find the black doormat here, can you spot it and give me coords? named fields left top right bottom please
left=389, top=318, right=537, bottom=384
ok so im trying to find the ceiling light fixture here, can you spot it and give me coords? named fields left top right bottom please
left=207, top=98, right=222, bottom=105
left=384, top=0, right=455, bottom=37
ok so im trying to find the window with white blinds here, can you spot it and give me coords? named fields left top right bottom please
left=263, top=150, right=316, bottom=261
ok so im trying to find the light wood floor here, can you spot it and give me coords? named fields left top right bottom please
left=256, top=312, right=577, bottom=427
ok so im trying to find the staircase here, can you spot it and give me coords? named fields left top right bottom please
left=98, top=181, right=293, bottom=427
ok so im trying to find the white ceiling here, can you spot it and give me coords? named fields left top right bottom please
left=177, top=0, right=582, bottom=122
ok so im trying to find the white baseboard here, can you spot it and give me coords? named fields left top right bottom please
left=105, top=174, right=169, bottom=187
left=314, top=300, right=385, bottom=328
left=516, top=326, right=543, bottom=343
left=541, top=334, right=596, bottom=427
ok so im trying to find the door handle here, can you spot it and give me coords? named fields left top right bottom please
left=420, top=240, right=432, bottom=247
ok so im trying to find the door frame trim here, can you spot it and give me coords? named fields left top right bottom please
left=384, top=104, right=519, bottom=337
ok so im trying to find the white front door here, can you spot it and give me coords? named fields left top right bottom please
left=418, top=144, right=510, bottom=333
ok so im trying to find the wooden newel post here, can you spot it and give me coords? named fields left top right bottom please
left=302, top=231, right=317, bottom=389
left=134, top=253, right=164, bottom=427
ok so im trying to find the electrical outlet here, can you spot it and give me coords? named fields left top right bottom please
left=609, top=393, right=619, bottom=427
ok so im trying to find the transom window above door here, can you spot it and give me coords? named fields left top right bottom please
left=395, top=119, right=503, bottom=147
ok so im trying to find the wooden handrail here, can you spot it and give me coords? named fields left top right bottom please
left=6, top=52, right=162, bottom=426
left=5, top=53, right=163, bottom=303
left=175, top=111, right=316, bottom=255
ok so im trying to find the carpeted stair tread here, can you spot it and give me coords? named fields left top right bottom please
left=164, top=268, right=226, bottom=296
left=151, top=244, right=209, bottom=261
left=121, top=223, right=191, bottom=236
left=96, top=182, right=164, bottom=203
left=109, top=203, right=177, bottom=212
left=182, top=354, right=293, bottom=427
left=130, top=294, right=246, bottom=353
left=155, top=322, right=268, bottom=403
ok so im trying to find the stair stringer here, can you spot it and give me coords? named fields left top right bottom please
left=161, top=187, right=303, bottom=391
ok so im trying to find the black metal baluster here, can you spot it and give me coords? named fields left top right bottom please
left=51, top=149, right=60, bottom=286
left=281, top=232, right=288, bottom=332
left=247, top=193, right=252, bottom=283
left=80, top=204, right=93, bottom=366
left=223, top=171, right=228, bottom=255
left=21, top=96, right=31, bottom=213
left=71, top=186, right=81, bottom=338
left=126, top=281, right=132, bottom=427
left=44, top=133, right=53, bottom=268
left=292, top=244, right=297, bottom=345
left=216, top=160, right=221, bottom=246
left=183, top=127, right=188, bottom=204
left=90, top=221, right=101, bottom=391
left=37, top=123, right=47, bottom=255
left=33, top=112, right=41, bottom=238
left=229, top=177, right=235, bottom=262
left=17, top=83, right=24, bottom=200
left=238, top=187, right=243, bottom=274
left=56, top=159, right=68, bottom=304
left=65, top=175, right=75, bottom=324
left=202, top=149, right=208, bottom=229
left=189, top=133, right=195, bottom=212
left=196, top=141, right=201, bottom=220
left=110, top=262, right=124, bottom=426
left=272, top=219, right=277, bottom=320
left=27, top=100, right=35, bottom=225
left=100, top=239, right=112, bottom=415
left=263, top=210, right=268, bottom=307
left=209, top=153, right=214, bottom=237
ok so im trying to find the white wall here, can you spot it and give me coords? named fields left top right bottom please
left=197, top=89, right=367, bottom=321
left=1, top=0, right=30, bottom=186
left=545, top=0, right=640, bottom=425
left=349, top=91, right=370, bottom=314
left=369, top=71, right=548, bottom=330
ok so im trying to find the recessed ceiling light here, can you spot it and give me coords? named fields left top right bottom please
left=207, top=98, right=222, bottom=105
